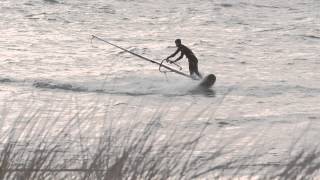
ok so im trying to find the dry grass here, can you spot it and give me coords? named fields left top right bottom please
left=0, top=97, right=320, bottom=179
left=0, top=97, right=231, bottom=180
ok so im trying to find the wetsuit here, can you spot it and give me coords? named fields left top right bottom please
left=168, top=45, right=202, bottom=79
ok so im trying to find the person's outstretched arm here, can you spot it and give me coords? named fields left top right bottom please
left=173, top=51, right=184, bottom=62
left=166, top=48, right=180, bottom=59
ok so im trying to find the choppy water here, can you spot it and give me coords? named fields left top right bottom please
left=1, top=0, right=320, bottom=174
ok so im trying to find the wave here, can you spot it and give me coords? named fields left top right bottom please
left=0, top=78, right=13, bottom=83
left=0, top=78, right=12, bottom=83
left=219, top=3, right=233, bottom=8
left=0, top=73, right=216, bottom=97
left=43, top=0, right=60, bottom=4
left=231, top=84, right=320, bottom=98
left=29, top=77, right=197, bottom=97
left=33, top=81, right=88, bottom=92
left=98, top=5, right=116, bottom=14
left=32, top=80, right=158, bottom=96
left=302, top=35, right=320, bottom=40
left=240, top=2, right=282, bottom=9
left=32, top=81, right=158, bottom=96
left=30, top=80, right=320, bottom=98
left=2, top=75, right=319, bottom=98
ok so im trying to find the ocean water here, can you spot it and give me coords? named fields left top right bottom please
left=1, top=0, right=320, bottom=175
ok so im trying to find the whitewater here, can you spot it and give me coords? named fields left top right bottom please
left=1, top=0, right=320, bottom=178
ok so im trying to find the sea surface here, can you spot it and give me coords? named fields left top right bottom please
left=1, top=0, right=320, bottom=176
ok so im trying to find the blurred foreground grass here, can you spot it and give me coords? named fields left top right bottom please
left=0, top=95, right=319, bottom=180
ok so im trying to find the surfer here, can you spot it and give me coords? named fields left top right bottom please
left=166, top=39, right=202, bottom=79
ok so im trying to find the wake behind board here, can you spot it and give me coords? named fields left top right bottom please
left=199, top=74, right=216, bottom=89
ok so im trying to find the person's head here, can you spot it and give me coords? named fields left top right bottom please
left=175, top=39, right=182, bottom=47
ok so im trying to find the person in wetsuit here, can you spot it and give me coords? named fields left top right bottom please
left=166, top=39, right=202, bottom=79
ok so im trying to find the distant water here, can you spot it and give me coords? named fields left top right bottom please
left=1, top=0, right=320, bottom=173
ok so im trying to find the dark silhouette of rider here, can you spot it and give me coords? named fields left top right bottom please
left=166, top=39, right=202, bottom=79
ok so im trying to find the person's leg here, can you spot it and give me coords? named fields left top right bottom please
left=189, top=56, right=202, bottom=79
left=189, top=61, right=198, bottom=80
left=189, top=61, right=195, bottom=75
left=194, top=61, right=202, bottom=79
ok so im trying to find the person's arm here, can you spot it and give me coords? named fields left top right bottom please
left=173, top=51, right=184, bottom=62
left=166, top=48, right=180, bottom=59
